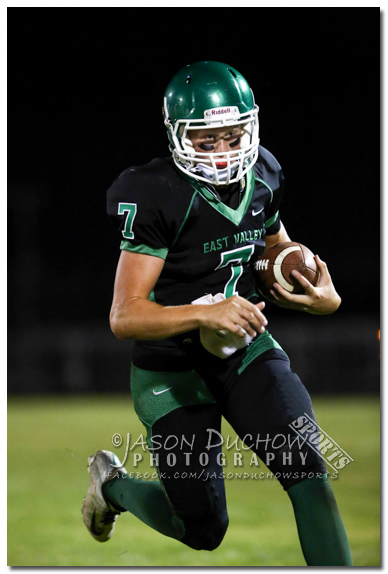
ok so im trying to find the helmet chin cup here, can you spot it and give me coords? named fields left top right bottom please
left=190, top=162, right=240, bottom=186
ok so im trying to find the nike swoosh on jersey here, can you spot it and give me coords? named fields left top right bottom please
left=152, top=387, right=173, bottom=395
left=252, top=207, right=264, bottom=216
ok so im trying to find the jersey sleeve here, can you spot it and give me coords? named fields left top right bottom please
left=106, top=165, right=184, bottom=259
left=256, top=146, right=285, bottom=235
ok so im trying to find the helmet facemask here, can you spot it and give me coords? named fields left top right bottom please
left=164, top=100, right=260, bottom=186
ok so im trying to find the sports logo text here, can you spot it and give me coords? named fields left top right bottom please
left=289, top=413, right=354, bottom=471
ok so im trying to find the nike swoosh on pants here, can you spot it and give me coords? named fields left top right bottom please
left=152, top=387, right=172, bottom=395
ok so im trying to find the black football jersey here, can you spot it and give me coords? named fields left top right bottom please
left=107, top=146, right=284, bottom=309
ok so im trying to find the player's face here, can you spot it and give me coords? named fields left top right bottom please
left=189, top=126, right=242, bottom=169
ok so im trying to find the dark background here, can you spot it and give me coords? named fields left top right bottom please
left=8, top=8, right=380, bottom=394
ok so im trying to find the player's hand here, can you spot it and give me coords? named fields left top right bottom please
left=269, top=255, right=341, bottom=315
left=199, top=295, right=268, bottom=338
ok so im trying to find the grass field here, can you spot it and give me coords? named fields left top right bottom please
left=8, top=394, right=380, bottom=567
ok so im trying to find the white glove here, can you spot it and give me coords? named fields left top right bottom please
left=191, top=293, right=253, bottom=359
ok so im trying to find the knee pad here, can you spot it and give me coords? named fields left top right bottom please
left=182, top=510, right=229, bottom=551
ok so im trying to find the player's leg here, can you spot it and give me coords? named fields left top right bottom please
left=102, top=403, right=228, bottom=550
left=101, top=454, right=184, bottom=541
left=82, top=436, right=182, bottom=543
left=287, top=473, right=353, bottom=566
left=152, top=403, right=229, bottom=550
left=221, top=348, right=353, bottom=566
left=99, top=364, right=228, bottom=550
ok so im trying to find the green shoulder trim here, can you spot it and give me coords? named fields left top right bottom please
left=120, top=240, right=168, bottom=260
left=254, top=176, right=280, bottom=230
left=170, top=189, right=199, bottom=248
left=264, top=210, right=279, bottom=229
left=254, top=176, right=274, bottom=203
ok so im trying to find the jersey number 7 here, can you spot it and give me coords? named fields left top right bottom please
left=118, top=202, right=137, bottom=240
left=216, top=245, right=255, bottom=298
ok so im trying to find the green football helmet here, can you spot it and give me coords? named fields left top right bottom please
left=163, top=61, right=259, bottom=186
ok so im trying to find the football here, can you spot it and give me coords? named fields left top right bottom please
left=253, top=242, right=319, bottom=300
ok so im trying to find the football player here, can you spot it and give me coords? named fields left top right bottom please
left=82, top=61, right=352, bottom=566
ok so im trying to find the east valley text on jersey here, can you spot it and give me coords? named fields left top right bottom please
left=107, top=146, right=284, bottom=307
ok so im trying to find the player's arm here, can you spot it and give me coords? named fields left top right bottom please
left=265, top=223, right=341, bottom=315
left=264, top=221, right=291, bottom=248
left=110, top=250, right=268, bottom=340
